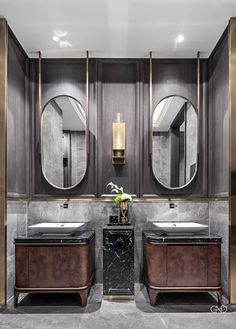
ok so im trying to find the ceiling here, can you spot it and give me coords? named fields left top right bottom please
left=0, top=0, right=235, bottom=58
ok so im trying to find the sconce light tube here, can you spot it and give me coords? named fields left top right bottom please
left=112, top=114, right=126, bottom=165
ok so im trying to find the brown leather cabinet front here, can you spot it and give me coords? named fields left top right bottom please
left=14, top=236, right=95, bottom=307
left=143, top=241, right=221, bottom=306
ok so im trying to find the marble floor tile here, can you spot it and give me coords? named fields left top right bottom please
left=1, top=285, right=235, bottom=329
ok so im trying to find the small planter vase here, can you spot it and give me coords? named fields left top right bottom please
left=119, top=202, right=128, bottom=225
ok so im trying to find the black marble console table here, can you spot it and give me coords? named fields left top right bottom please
left=103, top=225, right=134, bottom=299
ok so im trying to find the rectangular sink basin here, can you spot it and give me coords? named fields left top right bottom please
left=153, top=222, right=208, bottom=235
left=28, top=222, right=85, bottom=234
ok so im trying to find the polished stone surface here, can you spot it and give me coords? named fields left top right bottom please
left=143, top=230, right=222, bottom=243
left=7, top=201, right=28, bottom=304
left=209, top=200, right=229, bottom=298
left=15, top=230, right=95, bottom=244
left=0, top=285, right=235, bottom=329
left=103, top=227, right=134, bottom=296
left=7, top=200, right=229, bottom=306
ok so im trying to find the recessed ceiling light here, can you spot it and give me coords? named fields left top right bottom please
left=176, top=35, right=184, bottom=43
left=59, top=40, right=72, bottom=48
left=55, top=30, right=68, bottom=38
left=52, top=35, right=60, bottom=42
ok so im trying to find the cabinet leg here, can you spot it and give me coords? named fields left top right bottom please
left=216, top=290, right=222, bottom=306
left=14, top=290, right=20, bottom=307
left=147, top=287, right=158, bottom=306
left=92, top=275, right=96, bottom=286
left=79, top=288, right=89, bottom=307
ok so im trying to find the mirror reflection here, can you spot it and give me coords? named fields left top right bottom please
left=41, top=95, right=87, bottom=189
left=152, top=96, right=198, bottom=189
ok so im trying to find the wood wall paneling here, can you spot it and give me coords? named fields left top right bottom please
left=140, top=59, right=208, bottom=197
left=7, top=30, right=30, bottom=197
left=208, top=31, right=229, bottom=197
left=30, top=58, right=209, bottom=198
left=31, top=59, right=97, bottom=197
left=97, top=60, right=140, bottom=197
left=0, top=18, right=7, bottom=305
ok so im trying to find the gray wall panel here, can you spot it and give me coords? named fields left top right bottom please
left=208, top=33, right=229, bottom=197
left=7, top=31, right=29, bottom=197
left=31, top=58, right=209, bottom=197
left=141, top=59, right=208, bottom=197
left=31, top=59, right=97, bottom=197
left=97, top=60, right=140, bottom=197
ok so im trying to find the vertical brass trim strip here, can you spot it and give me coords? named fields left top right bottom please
left=86, top=50, right=89, bottom=155
left=149, top=51, right=153, bottom=157
left=197, top=51, right=200, bottom=114
left=38, top=51, right=42, bottom=154
left=38, top=51, right=42, bottom=115
left=0, top=18, right=8, bottom=305
left=229, top=18, right=236, bottom=304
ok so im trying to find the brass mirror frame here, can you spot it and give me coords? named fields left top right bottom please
left=40, top=95, right=88, bottom=190
left=38, top=51, right=89, bottom=190
left=151, top=95, right=199, bottom=190
left=149, top=51, right=200, bottom=190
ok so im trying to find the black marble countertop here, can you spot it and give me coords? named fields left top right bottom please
left=15, top=230, right=95, bottom=244
left=143, top=230, right=222, bottom=243
left=104, top=224, right=134, bottom=230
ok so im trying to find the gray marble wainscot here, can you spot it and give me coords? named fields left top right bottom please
left=209, top=199, right=229, bottom=299
left=7, top=201, right=28, bottom=304
left=27, top=201, right=117, bottom=283
left=130, top=201, right=209, bottom=283
left=26, top=200, right=229, bottom=302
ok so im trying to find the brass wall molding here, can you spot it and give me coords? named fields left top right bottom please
left=229, top=17, right=236, bottom=304
left=0, top=18, right=8, bottom=306
left=86, top=50, right=90, bottom=155
left=7, top=197, right=229, bottom=203
left=149, top=51, right=153, bottom=156
left=197, top=51, right=200, bottom=114
left=38, top=51, right=42, bottom=154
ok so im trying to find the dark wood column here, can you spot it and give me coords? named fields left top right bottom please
left=0, top=18, right=8, bottom=306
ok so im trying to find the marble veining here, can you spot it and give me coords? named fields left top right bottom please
left=103, top=227, right=134, bottom=295
left=143, top=230, right=222, bottom=243
left=7, top=199, right=229, bottom=304
left=1, top=284, right=235, bottom=329
left=15, top=230, right=95, bottom=244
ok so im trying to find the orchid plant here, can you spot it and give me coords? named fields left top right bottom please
left=107, top=182, right=132, bottom=206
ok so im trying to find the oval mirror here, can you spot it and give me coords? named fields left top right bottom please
left=152, top=95, right=198, bottom=189
left=41, top=95, right=87, bottom=189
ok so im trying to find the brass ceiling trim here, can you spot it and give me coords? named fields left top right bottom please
left=0, top=18, right=8, bottom=306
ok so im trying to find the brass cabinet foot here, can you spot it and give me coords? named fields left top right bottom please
left=79, top=288, right=89, bottom=307
left=216, top=290, right=222, bottom=306
left=14, top=290, right=20, bottom=307
left=147, top=287, right=158, bottom=306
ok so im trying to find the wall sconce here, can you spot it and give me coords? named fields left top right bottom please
left=112, top=113, right=125, bottom=165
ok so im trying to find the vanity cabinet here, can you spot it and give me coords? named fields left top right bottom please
left=143, top=231, right=222, bottom=306
left=14, top=231, right=95, bottom=307
left=103, top=226, right=134, bottom=298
